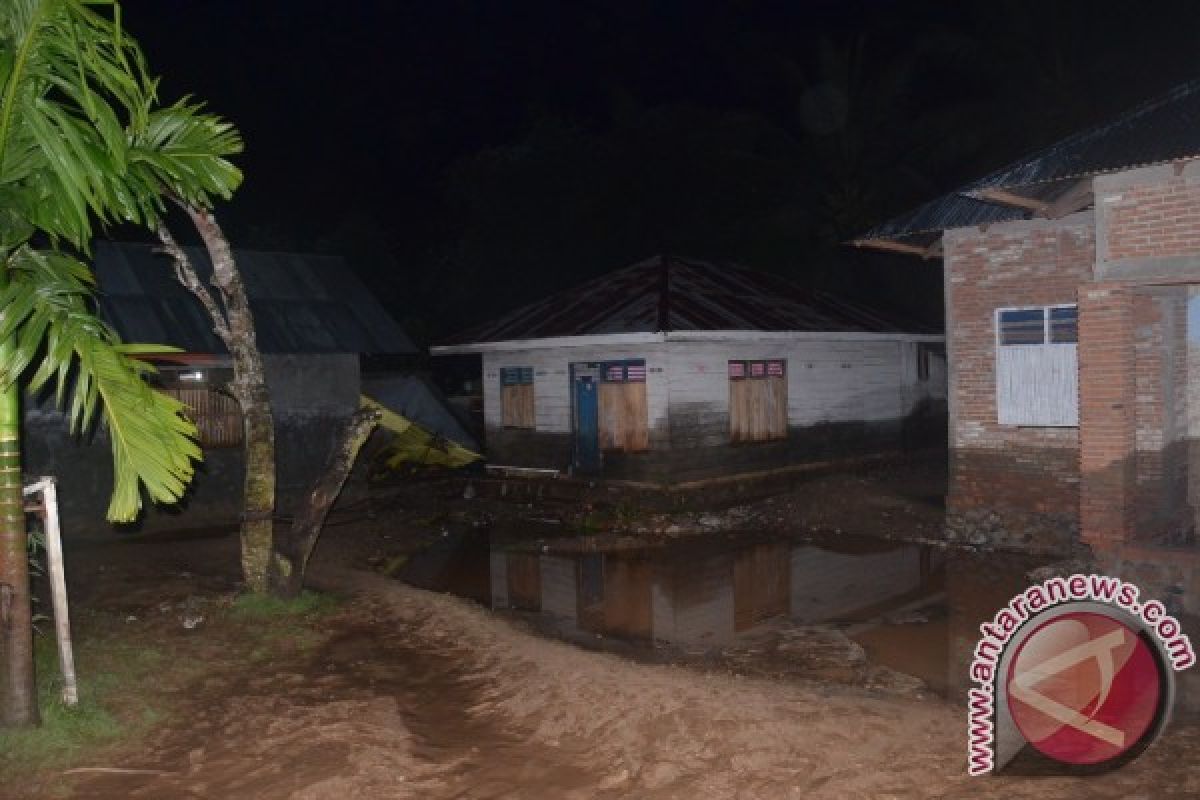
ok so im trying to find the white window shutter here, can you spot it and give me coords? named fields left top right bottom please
left=996, top=343, right=1078, bottom=426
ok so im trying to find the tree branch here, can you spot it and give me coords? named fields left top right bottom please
left=154, top=223, right=232, bottom=347
left=269, top=407, right=381, bottom=596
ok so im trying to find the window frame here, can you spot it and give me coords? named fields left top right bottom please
left=994, top=303, right=1078, bottom=348
left=993, top=303, right=1079, bottom=428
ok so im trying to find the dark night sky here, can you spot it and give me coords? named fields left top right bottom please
left=124, top=1, right=1200, bottom=345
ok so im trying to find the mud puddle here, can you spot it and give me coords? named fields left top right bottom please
left=395, top=527, right=1053, bottom=695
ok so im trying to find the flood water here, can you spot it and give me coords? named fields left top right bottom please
left=396, top=526, right=1052, bottom=697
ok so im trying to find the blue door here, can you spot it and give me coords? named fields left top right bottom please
left=574, top=374, right=600, bottom=472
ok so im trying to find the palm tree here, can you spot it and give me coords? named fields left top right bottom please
left=0, top=0, right=240, bottom=727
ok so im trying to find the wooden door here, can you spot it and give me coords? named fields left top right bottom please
left=598, top=381, right=648, bottom=452
left=573, top=372, right=601, bottom=471
left=729, top=361, right=787, bottom=443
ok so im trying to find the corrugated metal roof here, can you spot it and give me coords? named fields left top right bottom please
left=93, top=241, right=416, bottom=355
left=439, top=255, right=933, bottom=345
left=855, top=191, right=1031, bottom=243
left=858, top=77, right=1200, bottom=243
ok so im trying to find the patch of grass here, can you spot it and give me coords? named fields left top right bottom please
left=228, top=590, right=340, bottom=659
left=0, top=633, right=157, bottom=777
left=228, top=589, right=339, bottom=619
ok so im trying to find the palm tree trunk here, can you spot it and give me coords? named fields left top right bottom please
left=0, top=261, right=36, bottom=727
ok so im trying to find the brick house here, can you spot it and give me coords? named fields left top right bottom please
left=855, top=80, right=1200, bottom=624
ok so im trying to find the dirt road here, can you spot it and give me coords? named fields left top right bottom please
left=50, top=556, right=1198, bottom=800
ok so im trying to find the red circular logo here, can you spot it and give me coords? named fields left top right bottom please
left=1006, top=611, right=1162, bottom=766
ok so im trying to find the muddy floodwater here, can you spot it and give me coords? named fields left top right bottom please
left=396, top=526, right=1052, bottom=698
left=43, top=514, right=1200, bottom=800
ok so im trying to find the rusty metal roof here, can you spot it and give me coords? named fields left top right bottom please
left=439, top=255, right=933, bottom=345
left=859, top=77, right=1200, bottom=244
left=93, top=241, right=416, bottom=355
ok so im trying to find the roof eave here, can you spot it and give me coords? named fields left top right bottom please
left=431, top=329, right=943, bottom=354
left=431, top=331, right=669, bottom=355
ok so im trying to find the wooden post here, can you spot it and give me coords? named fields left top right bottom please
left=28, top=478, right=77, bottom=706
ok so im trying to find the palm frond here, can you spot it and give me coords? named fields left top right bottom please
left=0, top=0, right=157, bottom=247
left=0, top=245, right=201, bottom=521
left=0, top=1, right=242, bottom=249
left=126, top=99, right=243, bottom=208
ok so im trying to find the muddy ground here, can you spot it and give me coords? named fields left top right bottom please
left=6, top=461, right=1200, bottom=798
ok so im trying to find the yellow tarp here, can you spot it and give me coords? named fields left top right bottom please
left=360, top=395, right=481, bottom=470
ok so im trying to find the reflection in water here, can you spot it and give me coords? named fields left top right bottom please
left=396, top=528, right=1049, bottom=697
left=492, top=535, right=937, bottom=645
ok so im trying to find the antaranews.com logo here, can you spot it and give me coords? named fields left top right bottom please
left=967, top=574, right=1195, bottom=776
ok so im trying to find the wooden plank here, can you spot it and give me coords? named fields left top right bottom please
left=976, top=188, right=1049, bottom=214
left=767, top=374, right=787, bottom=439
left=852, top=238, right=932, bottom=257
left=731, top=375, right=788, bottom=442
left=729, top=377, right=750, bottom=442
left=501, top=383, right=535, bottom=429
left=1046, top=179, right=1093, bottom=219
left=501, top=385, right=517, bottom=427
left=598, top=381, right=648, bottom=452
left=517, top=383, right=535, bottom=428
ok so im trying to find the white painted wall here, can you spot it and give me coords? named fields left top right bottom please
left=482, top=344, right=670, bottom=434
left=666, top=338, right=926, bottom=426
left=480, top=335, right=943, bottom=440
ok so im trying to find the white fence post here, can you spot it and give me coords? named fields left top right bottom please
left=25, top=476, right=77, bottom=706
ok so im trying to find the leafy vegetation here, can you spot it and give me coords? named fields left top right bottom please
left=0, top=0, right=242, bottom=522
left=0, top=0, right=243, bottom=726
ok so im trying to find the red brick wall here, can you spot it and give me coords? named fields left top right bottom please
left=943, top=216, right=1095, bottom=544
left=1104, top=173, right=1200, bottom=262
left=1078, top=283, right=1136, bottom=546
